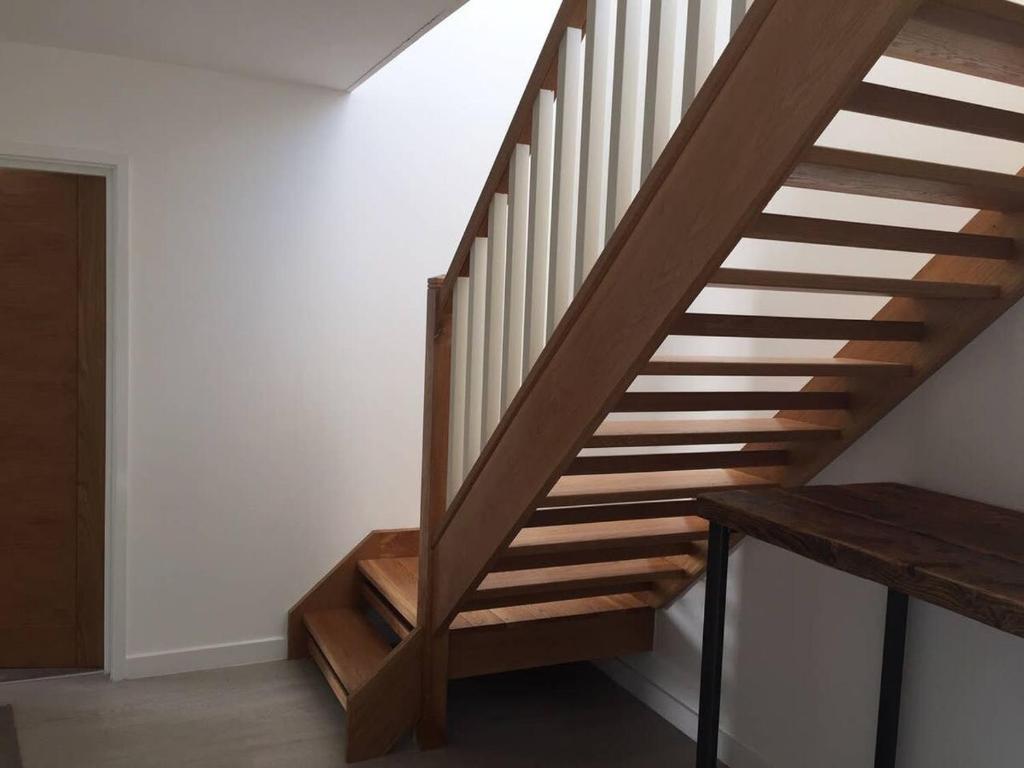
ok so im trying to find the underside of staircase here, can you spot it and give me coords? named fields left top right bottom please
left=289, top=0, right=1024, bottom=761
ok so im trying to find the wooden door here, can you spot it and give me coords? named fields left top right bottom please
left=0, top=168, right=105, bottom=668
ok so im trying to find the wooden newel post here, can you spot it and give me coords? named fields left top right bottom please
left=417, top=277, right=453, bottom=748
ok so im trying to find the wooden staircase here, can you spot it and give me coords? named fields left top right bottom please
left=289, top=0, right=1024, bottom=761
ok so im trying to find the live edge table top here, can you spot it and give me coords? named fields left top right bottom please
left=697, top=483, right=1024, bottom=639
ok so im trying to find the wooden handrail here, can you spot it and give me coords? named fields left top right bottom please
left=429, top=0, right=924, bottom=629
left=437, top=0, right=587, bottom=310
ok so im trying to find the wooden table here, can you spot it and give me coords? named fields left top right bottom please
left=693, top=483, right=1024, bottom=768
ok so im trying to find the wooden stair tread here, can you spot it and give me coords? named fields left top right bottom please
left=615, top=390, right=850, bottom=412
left=747, top=212, right=1017, bottom=260
left=589, top=417, right=841, bottom=448
left=455, top=593, right=655, bottom=629
left=699, top=483, right=1024, bottom=637
left=358, top=557, right=420, bottom=626
left=787, top=146, right=1024, bottom=210
left=711, top=267, right=1000, bottom=299
left=641, top=355, right=913, bottom=377
left=469, top=555, right=698, bottom=609
left=304, top=608, right=392, bottom=697
left=889, top=0, right=1024, bottom=87
left=357, top=556, right=657, bottom=630
left=497, top=510, right=715, bottom=569
left=544, top=467, right=775, bottom=507
left=509, top=517, right=709, bottom=550
left=845, top=82, right=1024, bottom=143
left=672, top=313, right=927, bottom=341
left=567, top=449, right=789, bottom=475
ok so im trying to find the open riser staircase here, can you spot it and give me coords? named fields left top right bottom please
left=289, top=0, right=1024, bottom=761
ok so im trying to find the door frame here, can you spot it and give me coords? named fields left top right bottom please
left=0, top=141, right=131, bottom=680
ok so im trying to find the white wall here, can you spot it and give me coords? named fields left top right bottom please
left=606, top=56, right=1024, bottom=768
left=0, top=0, right=560, bottom=678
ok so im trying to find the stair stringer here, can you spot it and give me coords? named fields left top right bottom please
left=345, top=628, right=424, bottom=763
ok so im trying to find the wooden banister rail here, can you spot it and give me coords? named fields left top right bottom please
left=438, top=0, right=587, bottom=309
left=429, top=0, right=924, bottom=629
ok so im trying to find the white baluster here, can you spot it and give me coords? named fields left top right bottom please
left=447, top=276, right=470, bottom=501
left=680, top=0, right=705, bottom=113
left=642, top=0, right=686, bottom=177
left=547, top=27, right=584, bottom=338
left=606, top=0, right=651, bottom=234
left=575, top=0, right=617, bottom=289
left=524, top=89, right=555, bottom=373
left=482, top=194, right=508, bottom=440
left=502, top=145, right=531, bottom=410
left=463, top=237, right=488, bottom=475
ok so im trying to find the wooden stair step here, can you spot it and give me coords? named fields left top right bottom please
left=844, top=82, right=1024, bottom=143
left=467, top=555, right=701, bottom=610
left=357, top=556, right=658, bottom=629
left=615, top=390, right=850, bottom=412
left=711, top=267, right=1000, bottom=299
left=544, top=467, right=774, bottom=507
left=641, top=355, right=913, bottom=377
left=454, top=592, right=655, bottom=630
left=529, top=500, right=705, bottom=527
left=589, top=417, right=841, bottom=448
left=888, top=0, right=1024, bottom=88
left=304, top=608, right=393, bottom=705
left=496, top=517, right=711, bottom=570
left=673, top=313, right=926, bottom=341
left=567, top=449, right=789, bottom=475
left=746, top=212, right=1016, bottom=260
left=787, top=146, right=1024, bottom=210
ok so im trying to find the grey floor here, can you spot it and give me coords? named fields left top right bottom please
left=0, top=670, right=90, bottom=684
left=0, top=660, right=703, bottom=767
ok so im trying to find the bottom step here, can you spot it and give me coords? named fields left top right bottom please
left=304, top=606, right=424, bottom=763
left=304, top=608, right=392, bottom=706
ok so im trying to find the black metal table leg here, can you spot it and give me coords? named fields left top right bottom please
left=874, top=589, right=909, bottom=768
left=696, top=522, right=730, bottom=768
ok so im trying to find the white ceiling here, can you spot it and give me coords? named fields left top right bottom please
left=0, top=0, right=467, bottom=91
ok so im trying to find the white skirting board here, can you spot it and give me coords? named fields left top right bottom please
left=595, top=657, right=771, bottom=768
left=122, top=636, right=286, bottom=679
